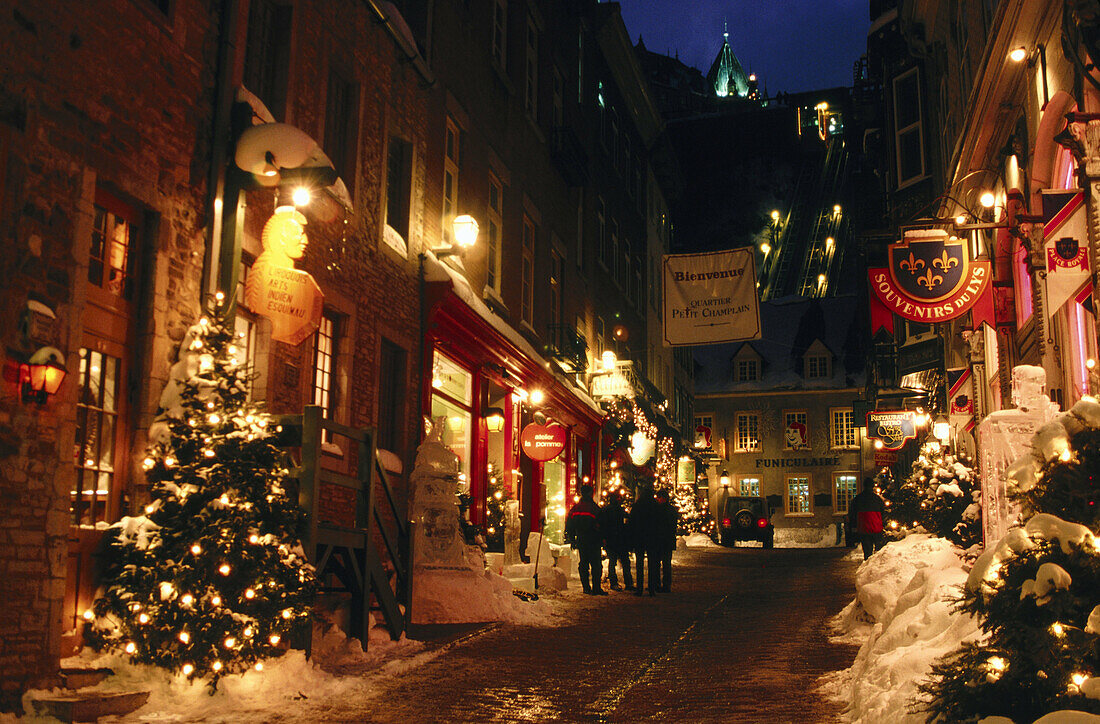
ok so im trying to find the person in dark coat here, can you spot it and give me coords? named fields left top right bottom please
left=628, top=484, right=661, bottom=596
left=849, top=477, right=887, bottom=560
left=599, top=491, right=633, bottom=590
left=654, top=488, right=678, bottom=592
left=566, top=483, right=605, bottom=594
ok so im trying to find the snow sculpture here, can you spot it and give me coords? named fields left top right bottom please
left=410, top=417, right=467, bottom=571
left=976, top=365, right=1060, bottom=545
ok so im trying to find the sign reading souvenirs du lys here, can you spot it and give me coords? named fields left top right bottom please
left=244, top=207, right=324, bottom=345
left=663, top=249, right=761, bottom=346
left=868, top=229, right=991, bottom=328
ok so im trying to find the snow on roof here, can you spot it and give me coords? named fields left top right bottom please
left=693, top=295, right=865, bottom=394
left=422, top=253, right=602, bottom=415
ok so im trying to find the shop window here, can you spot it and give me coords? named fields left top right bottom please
left=544, top=457, right=567, bottom=544
left=521, top=217, right=535, bottom=327
left=830, top=408, right=858, bottom=449
left=487, top=173, right=503, bottom=294
left=443, top=117, right=461, bottom=246
left=783, top=410, right=808, bottom=451
left=833, top=473, right=858, bottom=514
left=73, top=349, right=120, bottom=526
left=786, top=475, right=812, bottom=516
left=243, top=0, right=292, bottom=121
left=430, top=350, right=473, bottom=479
left=490, top=0, right=507, bottom=71
left=734, top=412, right=760, bottom=453
left=324, top=65, right=359, bottom=192
left=378, top=338, right=407, bottom=456
left=385, top=137, right=412, bottom=244
left=738, top=476, right=760, bottom=497
left=893, top=67, right=925, bottom=189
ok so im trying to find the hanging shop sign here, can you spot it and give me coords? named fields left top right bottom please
left=244, top=207, right=324, bottom=345
left=1042, top=190, right=1092, bottom=318
left=866, top=410, right=918, bottom=450
left=868, top=229, right=991, bottom=326
left=520, top=422, right=567, bottom=462
left=873, top=450, right=898, bottom=467
left=663, top=248, right=760, bottom=346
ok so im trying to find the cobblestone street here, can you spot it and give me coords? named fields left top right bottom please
left=276, top=546, right=861, bottom=723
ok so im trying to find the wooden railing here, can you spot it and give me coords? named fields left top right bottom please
left=277, top=406, right=413, bottom=651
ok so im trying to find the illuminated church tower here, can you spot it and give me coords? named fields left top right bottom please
left=706, top=25, right=760, bottom=101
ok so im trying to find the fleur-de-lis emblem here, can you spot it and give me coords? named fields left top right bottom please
left=899, top=252, right=925, bottom=274
left=916, top=269, right=943, bottom=289
left=932, top=251, right=958, bottom=271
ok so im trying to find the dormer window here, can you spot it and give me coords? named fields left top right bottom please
left=736, top=358, right=758, bottom=382
left=806, top=354, right=829, bottom=379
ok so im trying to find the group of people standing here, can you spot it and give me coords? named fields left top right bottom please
left=565, top=483, right=678, bottom=596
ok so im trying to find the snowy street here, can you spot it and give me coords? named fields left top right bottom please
left=187, top=545, right=860, bottom=723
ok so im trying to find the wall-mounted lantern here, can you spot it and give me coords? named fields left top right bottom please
left=20, top=346, right=66, bottom=404
left=484, top=407, right=505, bottom=433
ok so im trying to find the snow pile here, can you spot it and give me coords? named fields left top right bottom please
left=412, top=568, right=554, bottom=625
left=682, top=532, right=719, bottom=548
left=824, top=535, right=981, bottom=723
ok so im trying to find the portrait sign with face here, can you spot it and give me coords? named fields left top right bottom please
left=244, top=207, right=324, bottom=345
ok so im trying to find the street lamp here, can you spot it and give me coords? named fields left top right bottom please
left=933, top=415, right=951, bottom=444
left=433, top=215, right=479, bottom=258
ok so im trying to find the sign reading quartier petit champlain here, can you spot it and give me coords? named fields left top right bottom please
left=868, top=229, right=990, bottom=324
left=663, top=249, right=760, bottom=345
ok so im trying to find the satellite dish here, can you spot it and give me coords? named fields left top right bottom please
left=234, top=123, right=318, bottom=176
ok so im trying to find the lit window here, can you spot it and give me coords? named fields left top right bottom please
left=89, top=202, right=132, bottom=297
left=735, top=413, right=760, bottom=452
left=738, top=476, right=760, bottom=497
left=893, top=67, right=925, bottom=188
left=833, top=473, right=858, bottom=515
left=830, top=408, right=858, bottom=448
left=786, top=475, right=812, bottom=515
left=312, top=312, right=340, bottom=441
left=73, top=349, right=121, bottom=526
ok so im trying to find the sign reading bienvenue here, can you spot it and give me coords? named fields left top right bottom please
left=868, top=229, right=991, bottom=324
left=663, top=249, right=760, bottom=346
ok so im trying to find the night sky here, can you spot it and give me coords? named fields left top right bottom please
left=618, top=0, right=870, bottom=95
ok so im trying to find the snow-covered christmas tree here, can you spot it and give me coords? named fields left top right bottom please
left=86, top=295, right=316, bottom=683
left=919, top=398, right=1100, bottom=721
left=904, top=441, right=981, bottom=548
left=878, top=461, right=922, bottom=539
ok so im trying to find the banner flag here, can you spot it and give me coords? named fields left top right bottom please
left=947, top=367, right=975, bottom=434
left=1043, top=190, right=1091, bottom=318
left=663, top=249, right=761, bottom=346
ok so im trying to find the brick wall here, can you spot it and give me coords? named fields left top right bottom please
left=0, top=0, right=214, bottom=710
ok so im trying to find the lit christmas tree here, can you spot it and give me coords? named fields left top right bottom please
left=671, top=484, right=714, bottom=536
left=86, top=295, right=316, bottom=684
left=484, top=462, right=506, bottom=551
left=878, top=460, right=922, bottom=539
left=919, top=400, right=1100, bottom=721
left=903, top=441, right=981, bottom=548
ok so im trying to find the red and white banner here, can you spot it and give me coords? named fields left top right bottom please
left=947, top=367, right=975, bottom=434
left=1043, top=190, right=1092, bottom=318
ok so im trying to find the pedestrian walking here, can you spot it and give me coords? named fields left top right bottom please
left=849, top=477, right=887, bottom=560
left=654, top=488, right=678, bottom=592
left=599, top=491, right=633, bottom=590
left=566, top=483, right=606, bottom=595
left=628, top=483, right=661, bottom=596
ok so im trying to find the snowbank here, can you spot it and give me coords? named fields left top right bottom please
left=412, top=569, right=554, bottom=625
left=682, top=532, right=719, bottom=548
left=823, top=535, right=981, bottom=723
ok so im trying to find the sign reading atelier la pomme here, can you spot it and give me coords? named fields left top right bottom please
left=868, top=229, right=991, bottom=324
left=663, top=248, right=761, bottom=346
